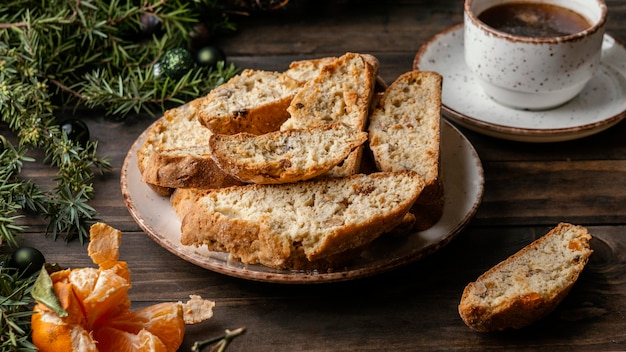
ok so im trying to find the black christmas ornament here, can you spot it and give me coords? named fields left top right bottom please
left=59, top=119, right=90, bottom=146
left=196, top=46, right=226, bottom=68
left=9, top=247, right=46, bottom=277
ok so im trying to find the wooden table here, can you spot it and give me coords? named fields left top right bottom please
left=5, top=0, right=626, bottom=350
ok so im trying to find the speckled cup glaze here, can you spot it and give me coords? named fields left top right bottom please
left=464, top=0, right=607, bottom=110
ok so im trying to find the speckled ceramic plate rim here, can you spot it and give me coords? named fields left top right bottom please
left=120, top=119, right=484, bottom=284
left=413, top=24, right=626, bottom=143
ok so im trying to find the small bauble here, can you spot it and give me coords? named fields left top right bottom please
left=59, top=119, right=90, bottom=146
left=196, top=46, right=226, bottom=68
left=160, top=48, right=195, bottom=79
left=9, top=247, right=46, bottom=277
left=141, top=13, right=162, bottom=36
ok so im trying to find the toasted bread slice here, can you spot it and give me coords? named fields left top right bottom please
left=281, top=52, right=378, bottom=177
left=458, top=223, right=593, bottom=332
left=194, top=69, right=302, bottom=135
left=137, top=102, right=238, bottom=195
left=180, top=171, right=425, bottom=270
left=141, top=146, right=242, bottom=190
left=368, top=70, right=443, bottom=230
left=208, top=123, right=367, bottom=184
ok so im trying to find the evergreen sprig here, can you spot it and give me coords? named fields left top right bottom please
left=0, top=0, right=238, bottom=245
left=0, top=261, right=38, bottom=352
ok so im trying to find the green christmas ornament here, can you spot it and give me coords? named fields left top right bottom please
left=160, top=48, right=195, bottom=79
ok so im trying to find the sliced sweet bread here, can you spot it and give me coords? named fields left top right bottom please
left=141, top=146, right=242, bottom=190
left=194, top=69, right=302, bottom=135
left=180, top=170, right=425, bottom=270
left=137, top=102, right=242, bottom=194
left=281, top=52, right=378, bottom=177
left=368, top=70, right=444, bottom=231
left=458, top=223, right=593, bottom=332
left=282, top=52, right=377, bottom=131
left=208, top=123, right=368, bottom=184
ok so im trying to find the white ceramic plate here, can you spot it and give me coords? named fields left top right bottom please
left=121, top=119, right=484, bottom=283
left=414, top=24, right=626, bottom=143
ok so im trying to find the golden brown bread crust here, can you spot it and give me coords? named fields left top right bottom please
left=199, top=95, right=293, bottom=135
left=458, top=223, right=593, bottom=332
left=180, top=171, right=425, bottom=270
left=141, top=147, right=244, bottom=190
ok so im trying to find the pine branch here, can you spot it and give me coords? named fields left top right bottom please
left=0, top=260, right=38, bottom=352
left=0, top=0, right=238, bottom=246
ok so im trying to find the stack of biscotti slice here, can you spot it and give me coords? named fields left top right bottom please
left=180, top=171, right=425, bottom=270
left=137, top=56, right=355, bottom=194
left=368, top=70, right=443, bottom=231
left=136, top=53, right=445, bottom=270
left=458, top=223, right=593, bottom=332
left=140, top=53, right=379, bottom=194
left=281, top=52, right=379, bottom=177
left=137, top=102, right=242, bottom=196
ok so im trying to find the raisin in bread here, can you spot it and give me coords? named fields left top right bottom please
left=208, top=123, right=368, bottom=184
left=458, top=223, right=593, bottom=332
left=368, top=70, right=444, bottom=231
left=194, top=69, right=302, bottom=135
left=280, top=52, right=378, bottom=177
left=179, top=171, right=425, bottom=270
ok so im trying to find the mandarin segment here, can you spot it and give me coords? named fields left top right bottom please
left=107, top=302, right=186, bottom=351
left=82, top=268, right=132, bottom=328
left=95, top=326, right=169, bottom=352
left=31, top=222, right=216, bottom=352
left=31, top=310, right=98, bottom=352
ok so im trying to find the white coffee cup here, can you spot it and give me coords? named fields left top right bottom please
left=464, top=0, right=607, bottom=110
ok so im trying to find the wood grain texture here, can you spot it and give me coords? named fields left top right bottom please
left=2, top=0, right=626, bottom=350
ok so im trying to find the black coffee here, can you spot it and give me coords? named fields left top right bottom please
left=478, top=2, right=591, bottom=38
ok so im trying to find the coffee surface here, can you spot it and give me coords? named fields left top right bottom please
left=478, top=2, right=591, bottom=38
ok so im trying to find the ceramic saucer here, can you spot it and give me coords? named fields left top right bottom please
left=414, top=24, right=626, bottom=143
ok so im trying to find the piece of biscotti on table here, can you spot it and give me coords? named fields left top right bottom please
left=208, top=123, right=368, bottom=184
left=280, top=52, right=378, bottom=177
left=458, top=223, right=593, bottom=332
left=180, top=170, right=425, bottom=270
left=368, top=70, right=444, bottom=231
left=194, top=69, right=302, bottom=135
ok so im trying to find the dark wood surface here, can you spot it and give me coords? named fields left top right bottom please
left=4, top=0, right=626, bottom=350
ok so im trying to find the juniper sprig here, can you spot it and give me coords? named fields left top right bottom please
left=0, top=0, right=238, bottom=245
